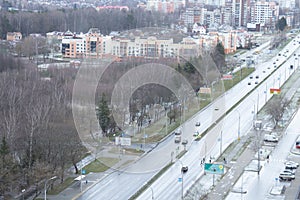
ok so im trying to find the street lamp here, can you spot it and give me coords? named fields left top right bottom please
left=44, top=176, right=57, bottom=200
left=178, top=160, right=184, bottom=200
left=255, top=90, right=260, bottom=114
left=235, top=109, right=241, bottom=140
left=249, top=98, right=256, bottom=122
left=150, top=187, right=154, bottom=200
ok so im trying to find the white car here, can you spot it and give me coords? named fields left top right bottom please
left=285, top=161, right=299, bottom=169
left=279, top=172, right=295, bottom=181
left=282, top=169, right=295, bottom=175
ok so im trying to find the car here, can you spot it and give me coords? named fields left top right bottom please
left=182, top=139, right=188, bottom=145
left=273, top=62, right=276, bottom=64
left=264, top=134, right=278, bottom=142
left=174, top=130, right=181, bottom=135
left=195, top=122, right=201, bottom=126
left=267, top=66, right=271, bottom=69
left=255, top=75, right=259, bottom=79
left=279, top=172, right=295, bottom=181
left=214, top=107, right=219, bottom=111
left=285, top=163, right=298, bottom=170
left=175, top=136, right=181, bottom=143
left=250, top=76, right=253, bottom=79
left=263, top=70, right=266, bottom=73
left=255, top=81, right=258, bottom=84
left=296, top=140, right=300, bottom=149
left=193, top=131, right=200, bottom=137
left=285, top=161, right=299, bottom=168
left=248, top=82, right=251, bottom=85
left=181, top=166, right=188, bottom=173
left=282, top=169, right=295, bottom=175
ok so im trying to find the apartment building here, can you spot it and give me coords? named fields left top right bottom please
left=250, top=1, right=279, bottom=29
left=59, top=28, right=237, bottom=59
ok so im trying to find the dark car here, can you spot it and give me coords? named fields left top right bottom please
left=195, top=122, right=201, bottom=126
left=181, top=166, right=188, bottom=173
left=182, top=139, right=188, bottom=145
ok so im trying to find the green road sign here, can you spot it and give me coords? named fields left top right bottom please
left=204, top=163, right=224, bottom=175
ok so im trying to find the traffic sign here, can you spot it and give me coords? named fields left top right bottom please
left=204, top=163, right=224, bottom=175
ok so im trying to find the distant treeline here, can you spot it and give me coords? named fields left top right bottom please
left=0, top=7, right=179, bottom=39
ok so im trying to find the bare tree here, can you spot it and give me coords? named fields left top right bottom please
left=266, top=96, right=289, bottom=128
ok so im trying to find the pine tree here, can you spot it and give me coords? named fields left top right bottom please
left=96, top=94, right=111, bottom=136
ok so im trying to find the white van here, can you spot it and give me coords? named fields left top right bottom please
left=264, top=134, right=278, bottom=143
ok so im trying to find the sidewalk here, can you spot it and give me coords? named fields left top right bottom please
left=45, top=149, right=140, bottom=200
left=206, top=133, right=256, bottom=200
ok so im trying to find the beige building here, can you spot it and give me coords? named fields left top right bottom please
left=59, top=29, right=237, bottom=59
left=6, top=32, right=22, bottom=41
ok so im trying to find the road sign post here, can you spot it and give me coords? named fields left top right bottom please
left=204, top=163, right=224, bottom=175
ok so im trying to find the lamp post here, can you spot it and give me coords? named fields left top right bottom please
left=264, top=83, right=268, bottom=104
left=249, top=99, right=256, bottom=122
left=255, top=90, right=260, bottom=114
left=178, top=160, right=184, bottom=200
left=150, top=187, right=154, bottom=200
left=235, top=109, right=241, bottom=140
left=44, top=176, right=57, bottom=200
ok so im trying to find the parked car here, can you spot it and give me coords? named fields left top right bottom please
left=195, top=122, right=201, bottom=126
left=282, top=169, right=295, bottom=175
left=264, top=134, right=278, bottom=143
left=296, top=140, right=300, bottom=149
left=279, top=172, right=295, bottom=181
left=181, top=166, right=188, bottom=173
left=285, top=161, right=299, bottom=169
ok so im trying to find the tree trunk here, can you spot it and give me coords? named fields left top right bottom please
left=73, top=162, right=79, bottom=174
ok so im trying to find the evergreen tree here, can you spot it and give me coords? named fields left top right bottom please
left=211, top=42, right=226, bottom=73
left=276, top=17, right=287, bottom=32
left=96, top=94, right=111, bottom=135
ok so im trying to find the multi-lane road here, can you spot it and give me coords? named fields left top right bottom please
left=76, top=35, right=300, bottom=200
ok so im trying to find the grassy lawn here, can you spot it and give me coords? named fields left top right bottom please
left=84, top=157, right=119, bottom=173
left=47, top=177, right=74, bottom=195
left=131, top=67, right=254, bottom=144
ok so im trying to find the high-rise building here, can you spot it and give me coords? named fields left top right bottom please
left=250, top=1, right=279, bottom=29
left=231, top=0, right=250, bottom=27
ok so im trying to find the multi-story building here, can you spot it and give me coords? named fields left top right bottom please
left=59, top=28, right=237, bottom=59
left=61, top=28, right=107, bottom=59
left=278, top=0, right=296, bottom=9
left=146, top=0, right=186, bottom=13
left=6, top=32, right=22, bottom=41
left=250, top=1, right=279, bottom=29
left=231, top=0, right=250, bottom=27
